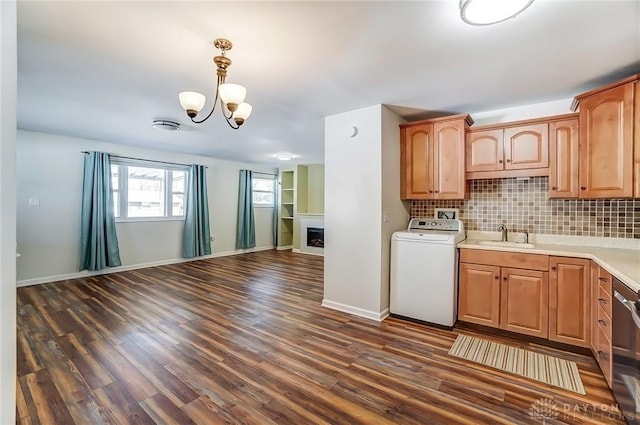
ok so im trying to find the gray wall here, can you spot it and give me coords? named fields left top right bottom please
left=17, top=130, right=276, bottom=284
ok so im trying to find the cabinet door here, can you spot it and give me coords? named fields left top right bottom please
left=503, top=123, right=549, bottom=170
left=458, top=263, right=500, bottom=328
left=549, top=119, right=579, bottom=198
left=500, top=268, right=549, bottom=338
left=433, top=119, right=466, bottom=199
left=549, top=257, right=590, bottom=347
left=579, top=83, right=634, bottom=198
left=465, top=130, right=504, bottom=172
left=400, top=124, right=433, bottom=199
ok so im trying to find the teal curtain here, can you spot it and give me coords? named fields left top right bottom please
left=236, top=170, right=256, bottom=249
left=272, top=175, right=279, bottom=246
left=79, top=151, right=121, bottom=271
left=183, top=164, right=211, bottom=258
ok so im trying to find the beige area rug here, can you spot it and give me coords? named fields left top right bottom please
left=448, top=334, right=586, bottom=395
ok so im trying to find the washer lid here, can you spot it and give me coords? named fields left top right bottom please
left=393, top=231, right=456, bottom=242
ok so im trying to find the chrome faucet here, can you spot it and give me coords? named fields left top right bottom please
left=498, top=224, right=508, bottom=242
left=522, top=229, right=529, bottom=244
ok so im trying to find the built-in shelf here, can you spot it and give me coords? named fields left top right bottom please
left=278, top=169, right=295, bottom=248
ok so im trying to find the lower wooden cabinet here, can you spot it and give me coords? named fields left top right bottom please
left=549, top=257, right=591, bottom=347
left=458, top=263, right=500, bottom=327
left=591, top=262, right=613, bottom=387
left=500, top=268, right=548, bottom=338
left=458, top=250, right=549, bottom=338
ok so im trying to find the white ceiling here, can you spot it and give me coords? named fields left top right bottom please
left=17, top=1, right=640, bottom=165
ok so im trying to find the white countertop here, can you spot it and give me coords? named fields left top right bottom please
left=458, top=232, right=640, bottom=294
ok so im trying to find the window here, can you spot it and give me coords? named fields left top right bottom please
left=111, top=159, right=188, bottom=220
left=252, top=176, right=275, bottom=207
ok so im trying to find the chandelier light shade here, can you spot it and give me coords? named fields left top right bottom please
left=179, top=38, right=252, bottom=129
left=178, top=92, right=206, bottom=117
left=459, top=0, right=535, bottom=26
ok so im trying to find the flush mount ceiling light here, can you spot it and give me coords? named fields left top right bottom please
left=460, top=0, right=535, bottom=26
left=152, top=120, right=180, bottom=131
left=179, top=38, right=252, bottom=129
left=275, top=153, right=294, bottom=161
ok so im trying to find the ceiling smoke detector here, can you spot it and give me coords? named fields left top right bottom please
left=152, top=120, right=180, bottom=131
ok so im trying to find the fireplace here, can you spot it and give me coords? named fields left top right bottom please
left=300, top=217, right=324, bottom=256
left=306, top=227, right=324, bottom=248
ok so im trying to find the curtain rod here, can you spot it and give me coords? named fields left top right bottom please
left=252, top=171, right=277, bottom=177
left=81, top=151, right=206, bottom=168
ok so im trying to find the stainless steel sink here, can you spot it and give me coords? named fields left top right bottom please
left=477, top=240, right=536, bottom=249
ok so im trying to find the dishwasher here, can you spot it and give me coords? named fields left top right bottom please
left=613, top=277, right=640, bottom=424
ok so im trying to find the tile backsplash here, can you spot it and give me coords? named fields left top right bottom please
left=410, top=177, right=640, bottom=239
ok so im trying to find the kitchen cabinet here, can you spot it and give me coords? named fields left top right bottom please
left=571, top=74, right=639, bottom=198
left=400, top=114, right=473, bottom=200
left=500, top=267, right=549, bottom=338
left=458, top=263, right=500, bottom=327
left=458, top=249, right=549, bottom=338
left=590, top=262, right=613, bottom=387
left=549, top=257, right=590, bottom=347
left=549, top=118, right=579, bottom=198
left=466, top=121, right=549, bottom=179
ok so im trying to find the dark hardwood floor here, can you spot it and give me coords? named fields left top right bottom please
left=17, top=250, right=624, bottom=424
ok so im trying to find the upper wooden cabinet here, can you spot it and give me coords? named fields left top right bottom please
left=549, top=118, right=579, bottom=198
left=466, top=121, right=549, bottom=179
left=571, top=74, right=639, bottom=198
left=400, top=123, right=433, bottom=199
left=400, top=114, right=472, bottom=200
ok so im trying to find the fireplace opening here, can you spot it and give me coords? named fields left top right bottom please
left=306, top=227, right=324, bottom=248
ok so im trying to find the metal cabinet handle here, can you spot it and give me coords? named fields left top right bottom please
left=598, top=277, right=609, bottom=282
left=598, top=350, right=608, bottom=359
left=598, top=298, right=607, bottom=305
left=551, top=266, right=556, bottom=271
left=494, top=276, right=499, bottom=280
left=498, top=160, right=503, bottom=164
left=506, top=159, right=511, bottom=163
left=551, top=186, right=557, bottom=191
left=581, top=186, right=586, bottom=190
left=503, top=277, right=507, bottom=281
left=598, top=319, right=607, bottom=326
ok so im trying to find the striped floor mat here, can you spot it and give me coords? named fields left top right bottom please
left=448, top=334, right=585, bottom=395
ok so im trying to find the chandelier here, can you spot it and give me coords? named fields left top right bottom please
left=459, top=0, right=535, bottom=26
left=179, top=38, right=252, bottom=129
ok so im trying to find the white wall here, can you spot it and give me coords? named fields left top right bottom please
left=380, top=106, right=409, bottom=311
left=324, top=104, right=408, bottom=320
left=471, top=98, right=573, bottom=126
left=17, top=130, right=276, bottom=284
left=0, top=1, right=17, bottom=423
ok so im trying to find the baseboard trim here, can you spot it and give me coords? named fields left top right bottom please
left=295, top=250, right=324, bottom=257
left=276, top=245, right=293, bottom=251
left=17, top=245, right=275, bottom=287
left=321, top=299, right=389, bottom=322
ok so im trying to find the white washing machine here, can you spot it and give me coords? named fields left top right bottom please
left=390, top=218, right=465, bottom=327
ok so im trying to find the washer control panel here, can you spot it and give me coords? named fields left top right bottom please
left=408, top=218, right=462, bottom=232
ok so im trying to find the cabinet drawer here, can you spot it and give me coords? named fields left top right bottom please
left=597, top=285, right=613, bottom=319
left=597, top=326, right=613, bottom=388
left=597, top=304, right=611, bottom=337
left=460, top=249, right=549, bottom=271
left=597, top=265, right=612, bottom=293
